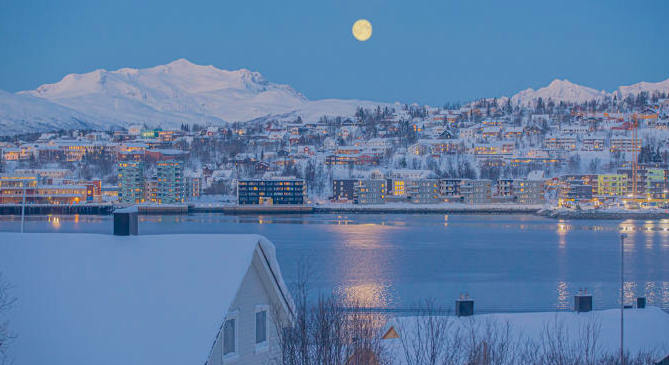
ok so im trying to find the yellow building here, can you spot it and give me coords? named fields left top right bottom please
left=0, top=175, right=38, bottom=203
left=597, top=174, right=628, bottom=197
left=2, top=148, right=21, bottom=161
left=0, top=175, right=86, bottom=204
left=36, top=185, right=88, bottom=204
left=392, top=180, right=406, bottom=196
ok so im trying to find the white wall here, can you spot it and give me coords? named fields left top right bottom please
left=207, top=250, right=290, bottom=365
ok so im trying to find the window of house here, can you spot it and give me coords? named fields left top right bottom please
left=255, top=305, right=269, bottom=352
left=223, top=317, right=236, bottom=356
left=256, top=310, right=267, bottom=344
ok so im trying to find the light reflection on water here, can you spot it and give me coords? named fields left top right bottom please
left=324, top=222, right=393, bottom=309
left=623, top=281, right=637, bottom=305
left=555, top=281, right=569, bottom=310
left=557, top=219, right=569, bottom=248
left=0, top=213, right=667, bottom=312
left=337, top=283, right=390, bottom=308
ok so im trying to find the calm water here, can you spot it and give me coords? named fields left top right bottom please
left=1, top=213, right=668, bottom=313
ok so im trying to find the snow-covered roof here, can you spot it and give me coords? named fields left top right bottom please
left=504, top=126, right=524, bottom=133
left=526, top=170, right=545, bottom=181
left=0, top=233, right=290, bottom=365
left=383, top=308, right=669, bottom=361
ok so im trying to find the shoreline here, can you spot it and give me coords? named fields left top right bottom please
left=312, top=204, right=542, bottom=215
left=2, top=203, right=669, bottom=220
left=537, top=208, right=669, bottom=220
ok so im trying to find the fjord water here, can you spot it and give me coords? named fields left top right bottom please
left=2, top=214, right=667, bottom=312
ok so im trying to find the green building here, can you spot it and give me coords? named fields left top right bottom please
left=597, top=174, right=628, bottom=197
left=156, top=160, right=184, bottom=204
left=118, top=161, right=145, bottom=203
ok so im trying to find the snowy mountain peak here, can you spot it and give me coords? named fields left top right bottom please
left=548, top=78, right=573, bottom=87
left=7, top=59, right=377, bottom=131
left=511, top=78, right=608, bottom=106
left=151, top=58, right=216, bottom=75
left=615, top=78, right=669, bottom=98
left=166, top=58, right=196, bottom=67
left=24, top=60, right=303, bottom=100
left=510, top=76, right=669, bottom=106
left=30, top=69, right=107, bottom=99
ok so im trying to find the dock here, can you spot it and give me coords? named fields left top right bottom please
left=214, top=205, right=314, bottom=214
left=0, top=204, right=115, bottom=215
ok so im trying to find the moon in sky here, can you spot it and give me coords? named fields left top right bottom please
left=352, top=19, right=372, bottom=41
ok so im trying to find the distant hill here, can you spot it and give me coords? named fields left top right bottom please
left=510, top=77, right=669, bottom=106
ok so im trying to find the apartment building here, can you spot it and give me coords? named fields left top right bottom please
left=238, top=179, right=306, bottom=205
left=118, top=161, right=145, bottom=204
left=156, top=160, right=185, bottom=204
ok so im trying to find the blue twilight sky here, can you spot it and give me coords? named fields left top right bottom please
left=0, top=0, right=667, bottom=105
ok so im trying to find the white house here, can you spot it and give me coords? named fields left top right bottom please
left=0, top=233, right=294, bottom=365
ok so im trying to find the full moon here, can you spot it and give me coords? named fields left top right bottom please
left=352, top=19, right=372, bottom=41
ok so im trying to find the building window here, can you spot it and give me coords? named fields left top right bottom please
left=255, top=305, right=269, bottom=351
left=223, top=317, right=237, bottom=356
left=256, top=310, right=267, bottom=344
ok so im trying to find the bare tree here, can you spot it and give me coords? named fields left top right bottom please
left=460, top=318, right=518, bottom=365
left=273, top=262, right=388, bottom=365
left=397, top=300, right=459, bottom=365
left=391, top=310, right=660, bottom=365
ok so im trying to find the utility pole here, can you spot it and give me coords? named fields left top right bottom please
left=620, top=233, right=627, bottom=365
left=20, top=181, right=26, bottom=233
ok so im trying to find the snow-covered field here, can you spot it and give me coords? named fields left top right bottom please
left=384, top=308, right=669, bottom=363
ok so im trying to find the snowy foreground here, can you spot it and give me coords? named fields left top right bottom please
left=0, top=232, right=288, bottom=365
left=0, top=232, right=668, bottom=364
left=383, top=309, right=669, bottom=363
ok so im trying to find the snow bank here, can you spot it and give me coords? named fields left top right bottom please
left=384, top=308, right=669, bottom=361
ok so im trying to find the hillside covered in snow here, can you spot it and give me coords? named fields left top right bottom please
left=0, top=90, right=106, bottom=134
left=0, top=59, right=388, bottom=134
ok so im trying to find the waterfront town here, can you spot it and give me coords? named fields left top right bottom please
left=3, top=0, right=669, bottom=364
left=1, top=93, right=669, bottom=212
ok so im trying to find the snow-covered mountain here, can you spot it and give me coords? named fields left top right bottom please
left=510, top=77, right=669, bottom=106
left=0, top=89, right=106, bottom=134
left=615, top=78, right=669, bottom=98
left=2, top=58, right=668, bottom=135
left=510, top=79, right=608, bottom=106
left=8, top=59, right=387, bottom=133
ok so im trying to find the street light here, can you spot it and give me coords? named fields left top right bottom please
left=620, top=233, right=627, bottom=365
left=20, top=181, right=26, bottom=233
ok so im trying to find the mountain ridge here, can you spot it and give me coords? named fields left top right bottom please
left=1, top=59, right=668, bottom=135
left=509, top=77, right=669, bottom=106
